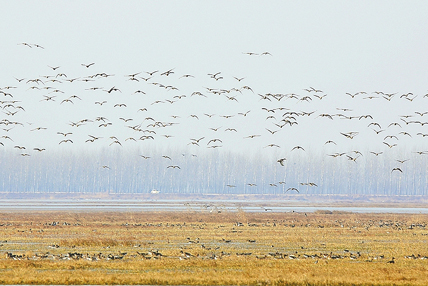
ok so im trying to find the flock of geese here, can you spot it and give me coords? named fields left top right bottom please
left=1, top=43, right=428, bottom=193
left=5, top=216, right=425, bottom=264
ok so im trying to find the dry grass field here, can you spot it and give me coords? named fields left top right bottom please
left=0, top=209, right=428, bottom=285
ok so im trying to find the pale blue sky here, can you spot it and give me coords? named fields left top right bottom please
left=1, top=1, right=428, bottom=155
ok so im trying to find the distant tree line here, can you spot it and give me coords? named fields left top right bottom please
left=0, top=147, right=426, bottom=196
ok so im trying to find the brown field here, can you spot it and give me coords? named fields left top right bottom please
left=0, top=210, right=428, bottom=285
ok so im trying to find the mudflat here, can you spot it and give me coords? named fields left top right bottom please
left=1, top=210, right=427, bottom=285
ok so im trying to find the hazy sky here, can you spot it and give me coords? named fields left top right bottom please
left=1, top=1, right=428, bottom=156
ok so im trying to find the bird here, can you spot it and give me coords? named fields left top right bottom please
left=69, top=95, right=82, bottom=100
left=241, top=86, right=253, bottom=93
left=87, top=135, right=102, bottom=141
left=384, top=135, right=399, bottom=140
left=291, top=146, right=305, bottom=151
left=140, top=135, right=154, bottom=140
left=383, top=142, right=397, bottom=149
left=106, top=86, right=121, bottom=93
left=347, top=155, right=360, bottom=162
left=31, top=127, right=47, bottom=131
left=266, top=128, right=279, bottom=134
left=317, top=113, right=333, bottom=120
left=81, top=63, right=95, bottom=68
left=265, top=144, right=280, bottom=148
left=60, top=99, right=73, bottom=104
left=359, top=115, right=373, bottom=120
left=340, top=132, right=359, bottom=139
left=399, top=131, right=412, bottom=137
left=387, top=257, right=395, bottom=264
left=415, top=111, right=428, bottom=116
left=372, top=129, right=385, bottom=135
left=388, top=122, right=402, bottom=128
left=238, top=110, right=251, bottom=117
left=14, top=77, right=26, bottom=82
left=47, top=65, right=60, bottom=70
left=190, top=137, right=205, bottom=143
left=244, top=135, right=261, bottom=139
left=179, top=74, right=194, bottom=79
left=18, top=42, right=33, bottom=48
left=391, top=168, right=403, bottom=173
left=33, top=147, right=46, bottom=152
left=368, top=122, right=382, bottom=128
left=167, top=165, right=181, bottom=169
left=207, top=145, right=222, bottom=149
left=160, top=68, right=175, bottom=76
left=207, top=139, right=222, bottom=145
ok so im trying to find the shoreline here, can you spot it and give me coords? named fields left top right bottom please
left=2, top=192, right=428, bottom=204
left=0, top=195, right=427, bottom=213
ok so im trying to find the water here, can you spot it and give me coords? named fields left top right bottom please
left=0, top=199, right=427, bottom=213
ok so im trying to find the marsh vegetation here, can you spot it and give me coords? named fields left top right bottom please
left=1, top=210, right=428, bottom=285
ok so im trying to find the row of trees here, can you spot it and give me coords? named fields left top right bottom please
left=1, top=146, right=427, bottom=196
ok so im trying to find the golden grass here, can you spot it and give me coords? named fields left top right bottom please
left=0, top=210, right=428, bottom=285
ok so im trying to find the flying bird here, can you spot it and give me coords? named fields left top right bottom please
left=291, top=146, right=305, bottom=151
left=81, top=63, right=95, bottom=68
left=33, top=148, right=46, bottom=152
left=277, top=158, right=286, bottom=166
left=167, top=165, right=181, bottom=169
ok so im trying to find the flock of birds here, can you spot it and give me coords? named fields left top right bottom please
left=1, top=43, right=428, bottom=193
left=4, top=216, right=426, bottom=264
